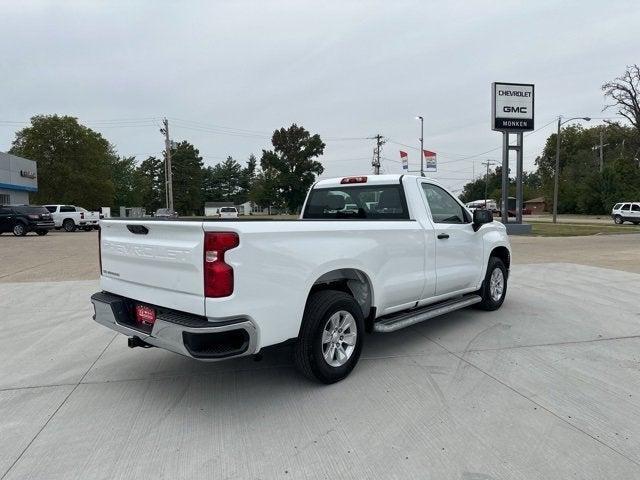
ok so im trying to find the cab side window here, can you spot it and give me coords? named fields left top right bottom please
left=60, top=206, right=75, bottom=213
left=632, top=204, right=640, bottom=212
left=422, top=183, right=468, bottom=224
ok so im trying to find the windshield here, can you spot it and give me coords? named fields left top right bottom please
left=220, top=207, right=236, bottom=212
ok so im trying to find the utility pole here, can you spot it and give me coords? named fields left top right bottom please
left=372, top=134, right=384, bottom=175
left=599, top=129, right=604, bottom=173
left=481, top=160, right=495, bottom=209
left=160, top=118, right=174, bottom=211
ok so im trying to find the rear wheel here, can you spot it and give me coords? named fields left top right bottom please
left=294, top=290, right=364, bottom=384
left=475, top=256, right=507, bottom=311
left=63, top=219, right=76, bottom=232
left=13, top=223, right=27, bottom=236
left=614, top=215, right=624, bottom=225
left=36, top=229, right=48, bottom=236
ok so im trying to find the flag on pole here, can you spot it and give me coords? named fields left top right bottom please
left=423, top=150, right=437, bottom=172
left=400, top=150, right=408, bottom=170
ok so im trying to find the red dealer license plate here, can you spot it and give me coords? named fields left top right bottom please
left=135, top=304, right=156, bottom=326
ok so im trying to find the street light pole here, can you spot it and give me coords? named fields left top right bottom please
left=552, top=115, right=591, bottom=223
left=417, top=116, right=424, bottom=177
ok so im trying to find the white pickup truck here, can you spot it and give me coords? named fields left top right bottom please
left=45, top=204, right=101, bottom=231
left=91, top=175, right=511, bottom=383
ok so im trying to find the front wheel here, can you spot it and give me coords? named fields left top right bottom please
left=294, top=290, right=364, bottom=384
left=475, top=257, right=508, bottom=311
left=614, top=215, right=624, bottom=225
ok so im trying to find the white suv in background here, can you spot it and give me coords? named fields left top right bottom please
left=218, top=206, right=239, bottom=218
left=611, top=202, right=640, bottom=225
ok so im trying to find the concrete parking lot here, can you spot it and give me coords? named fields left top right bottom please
left=1, top=231, right=640, bottom=479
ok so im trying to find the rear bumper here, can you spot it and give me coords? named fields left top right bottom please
left=90, top=291, right=258, bottom=361
left=29, top=221, right=55, bottom=230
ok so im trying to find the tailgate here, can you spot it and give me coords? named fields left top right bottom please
left=99, top=219, right=205, bottom=315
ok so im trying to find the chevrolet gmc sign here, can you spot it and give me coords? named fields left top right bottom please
left=491, top=82, right=534, bottom=132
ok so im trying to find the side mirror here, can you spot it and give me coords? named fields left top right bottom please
left=472, top=209, right=493, bottom=231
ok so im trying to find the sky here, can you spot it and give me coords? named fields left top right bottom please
left=1, top=0, right=639, bottom=194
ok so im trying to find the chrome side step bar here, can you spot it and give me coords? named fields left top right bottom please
left=373, top=294, right=482, bottom=333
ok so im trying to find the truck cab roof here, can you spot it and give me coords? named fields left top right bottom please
left=315, top=174, right=443, bottom=189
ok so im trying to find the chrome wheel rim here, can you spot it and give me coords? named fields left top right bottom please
left=322, top=310, right=357, bottom=367
left=489, top=268, right=504, bottom=302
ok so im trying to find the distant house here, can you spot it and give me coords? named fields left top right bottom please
left=524, top=197, right=547, bottom=214
left=204, top=201, right=233, bottom=217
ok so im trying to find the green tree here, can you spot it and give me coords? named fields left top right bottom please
left=535, top=123, right=639, bottom=214
left=109, top=156, right=142, bottom=210
left=249, top=167, right=283, bottom=213
left=170, top=141, right=204, bottom=215
left=9, top=115, right=115, bottom=208
left=237, top=154, right=257, bottom=204
left=259, top=124, right=325, bottom=212
left=202, top=155, right=256, bottom=204
left=135, top=156, right=165, bottom=213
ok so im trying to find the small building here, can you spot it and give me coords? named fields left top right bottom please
left=204, top=201, right=234, bottom=217
left=0, top=152, right=38, bottom=205
left=524, top=197, right=547, bottom=214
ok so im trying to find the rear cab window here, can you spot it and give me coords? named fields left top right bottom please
left=303, top=184, right=409, bottom=220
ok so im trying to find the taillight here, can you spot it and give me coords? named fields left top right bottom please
left=204, top=232, right=239, bottom=298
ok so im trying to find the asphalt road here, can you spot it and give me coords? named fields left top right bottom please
left=1, top=232, right=640, bottom=478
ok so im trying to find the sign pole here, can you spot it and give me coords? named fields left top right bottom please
left=515, top=132, right=524, bottom=224
left=501, top=132, right=509, bottom=225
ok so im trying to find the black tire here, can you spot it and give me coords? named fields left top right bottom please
left=13, top=222, right=27, bottom=236
left=614, top=215, right=624, bottom=225
left=633, top=222, right=639, bottom=226
left=36, top=229, right=48, bottom=236
left=63, top=219, right=76, bottom=232
left=475, top=256, right=508, bottom=311
left=294, top=290, right=364, bottom=384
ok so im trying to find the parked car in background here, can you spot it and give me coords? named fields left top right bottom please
left=44, top=204, right=100, bottom=232
left=218, top=206, right=238, bottom=218
left=155, top=208, right=179, bottom=218
left=612, top=202, right=640, bottom=224
left=466, top=199, right=497, bottom=213
left=92, top=174, right=510, bottom=384
left=0, top=205, right=55, bottom=236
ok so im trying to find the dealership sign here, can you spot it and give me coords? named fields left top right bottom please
left=20, top=170, right=36, bottom=179
left=491, top=82, right=534, bottom=131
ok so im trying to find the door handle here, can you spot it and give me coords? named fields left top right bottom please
left=437, top=233, right=449, bottom=239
